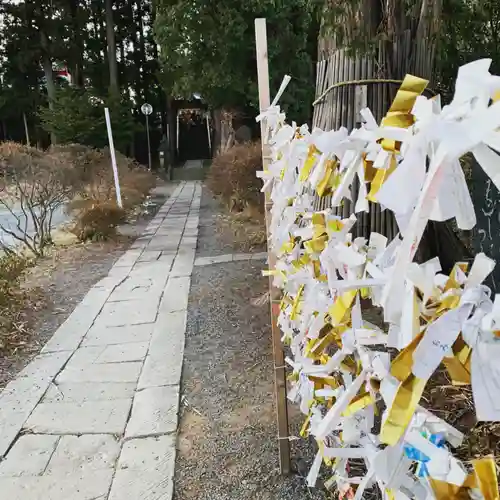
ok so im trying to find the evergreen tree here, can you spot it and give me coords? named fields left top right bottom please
left=154, top=0, right=317, bottom=124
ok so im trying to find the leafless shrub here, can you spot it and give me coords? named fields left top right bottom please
left=50, top=144, right=155, bottom=241
left=50, top=144, right=156, bottom=210
left=0, top=143, right=77, bottom=256
left=70, top=201, right=126, bottom=242
left=207, top=141, right=264, bottom=212
left=0, top=253, right=38, bottom=354
left=0, top=142, right=155, bottom=256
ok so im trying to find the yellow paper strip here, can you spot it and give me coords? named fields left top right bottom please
left=380, top=375, right=427, bottom=446
left=328, top=290, right=357, bottom=326
left=472, top=456, right=500, bottom=500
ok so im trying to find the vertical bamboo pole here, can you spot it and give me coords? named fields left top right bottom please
left=254, top=17, right=291, bottom=475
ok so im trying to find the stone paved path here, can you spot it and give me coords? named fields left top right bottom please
left=0, top=181, right=201, bottom=499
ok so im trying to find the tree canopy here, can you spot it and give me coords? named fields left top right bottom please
left=154, top=0, right=319, bottom=123
left=0, top=0, right=498, bottom=153
left=0, top=0, right=163, bottom=153
left=437, top=0, right=500, bottom=100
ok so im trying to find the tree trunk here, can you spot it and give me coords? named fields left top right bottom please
left=119, top=39, right=125, bottom=67
left=40, top=29, right=57, bottom=145
left=136, top=0, right=148, bottom=102
left=69, top=0, right=84, bottom=87
left=105, top=0, right=119, bottom=96
left=213, top=109, right=234, bottom=154
left=41, top=55, right=56, bottom=106
left=167, top=97, right=176, bottom=165
left=151, top=41, right=168, bottom=135
left=127, top=1, right=142, bottom=106
left=94, top=0, right=109, bottom=68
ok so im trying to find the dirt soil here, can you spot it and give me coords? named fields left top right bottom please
left=0, top=181, right=177, bottom=388
left=175, top=184, right=328, bottom=500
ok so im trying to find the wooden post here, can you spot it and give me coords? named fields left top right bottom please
left=254, top=17, right=291, bottom=475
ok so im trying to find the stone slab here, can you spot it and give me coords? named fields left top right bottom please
left=137, top=250, right=161, bottom=262
left=129, top=261, right=171, bottom=280
left=147, top=239, right=180, bottom=251
left=232, top=252, right=254, bottom=261
left=180, top=236, right=197, bottom=247
left=170, top=251, right=195, bottom=278
left=156, top=223, right=184, bottom=229
left=107, top=276, right=165, bottom=303
left=149, top=310, right=187, bottom=354
left=65, top=342, right=149, bottom=368
left=0, top=411, right=29, bottom=460
left=176, top=247, right=197, bottom=256
left=125, top=386, right=179, bottom=439
left=160, top=277, right=190, bottom=313
left=182, top=235, right=198, bottom=246
left=95, top=300, right=159, bottom=327
left=56, top=361, right=142, bottom=384
left=107, top=265, right=133, bottom=279
left=45, top=435, right=120, bottom=474
left=0, top=352, right=72, bottom=457
left=138, top=311, right=186, bottom=389
left=130, top=240, right=148, bottom=250
left=194, top=254, right=233, bottom=266
left=108, top=436, right=175, bottom=500
left=113, top=250, right=142, bottom=267
left=182, top=227, right=198, bottom=237
left=0, top=469, right=113, bottom=500
left=251, top=251, right=269, bottom=260
left=0, top=435, right=59, bottom=477
left=95, top=342, right=150, bottom=364
left=135, top=236, right=152, bottom=244
left=117, top=434, right=175, bottom=469
left=43, top=382, right=136, bottom=404
left=138, top=355, right=183, bottom=389
left=81, top=323, right=155, bottom=347
left=0, top=352, right=72, bottom=409
left=92, top=276, right=125, bottom=292
left=24, top=399, right=132, bottom=435
left=158, top=254, right=175, bottom=266
left=158, top=226, right=185, bottom=233
left=41, top=304, right=102, bottom=353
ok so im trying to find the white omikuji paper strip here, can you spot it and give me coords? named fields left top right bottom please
left=256, top=59, right=500, bottom=499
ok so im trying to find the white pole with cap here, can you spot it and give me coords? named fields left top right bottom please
left=141, top=103, right=153, bottom=171
left=104, top=107, right=123, bottom=208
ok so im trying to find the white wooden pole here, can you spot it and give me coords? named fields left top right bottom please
left=255, top=19, right=271, bottom=151
left=104, top=107, right=123, bottom=208
left=176, top=111, right=180, bottom=153
left=145, top=114, right=152, bottom=171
